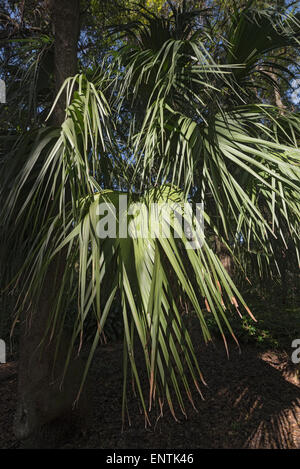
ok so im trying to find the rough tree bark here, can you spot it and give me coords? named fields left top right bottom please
left=13, top=0, right=87, bottom=448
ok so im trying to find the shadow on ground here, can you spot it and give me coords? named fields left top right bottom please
left=0, top=337, right=299, bottom=449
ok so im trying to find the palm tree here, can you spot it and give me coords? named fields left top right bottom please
left=1, top=1, right=300, bottom=426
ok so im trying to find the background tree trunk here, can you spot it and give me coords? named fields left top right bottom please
left=215, top=236, right=234, bottom=277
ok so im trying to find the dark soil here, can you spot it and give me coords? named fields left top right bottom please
left=0, top=338, right=299, bottom=449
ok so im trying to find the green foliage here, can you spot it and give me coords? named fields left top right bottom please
left=203, top=286, right=300, bottom=349
left=224, top=305, right=299, bottom=349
